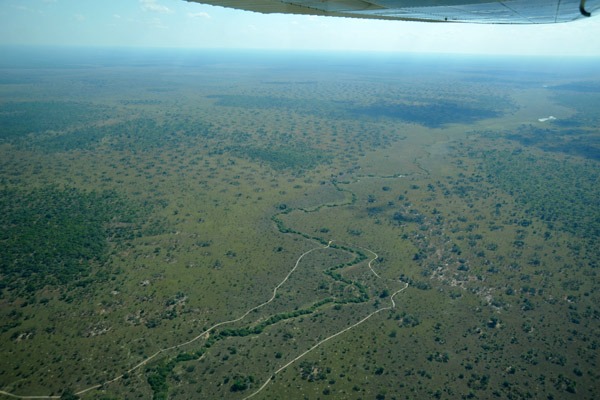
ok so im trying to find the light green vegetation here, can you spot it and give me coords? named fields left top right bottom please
left=0, top=51, right=598, bottom=399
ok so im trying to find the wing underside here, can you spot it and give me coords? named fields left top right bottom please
left=187, top=0, right=600, bottom=23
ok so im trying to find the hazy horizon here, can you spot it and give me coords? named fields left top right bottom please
left=1, top=0, right=600, bottom=56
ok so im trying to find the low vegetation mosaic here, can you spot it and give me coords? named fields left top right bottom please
left=0, top=50, right=598, bottom=400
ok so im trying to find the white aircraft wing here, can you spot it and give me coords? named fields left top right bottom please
left=186, top=0, right=600, bottom=23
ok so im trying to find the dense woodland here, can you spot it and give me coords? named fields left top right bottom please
left=0, top=187, right=138, bottom=294
left=0, top=50, right=598, bottom=400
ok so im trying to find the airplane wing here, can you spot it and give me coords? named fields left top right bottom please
left=186, top=0, right=600, bottom=23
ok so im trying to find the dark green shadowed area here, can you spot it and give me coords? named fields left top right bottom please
left=0, top=187, right=138, bottom=294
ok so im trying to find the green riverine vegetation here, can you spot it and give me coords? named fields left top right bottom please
left=0, top=49, right=598, bottom=399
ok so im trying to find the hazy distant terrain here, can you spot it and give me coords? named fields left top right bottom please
left=0, top=49, right=598, bottom=399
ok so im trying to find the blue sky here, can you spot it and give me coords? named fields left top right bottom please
left=1, top=0, right=600, bottom=55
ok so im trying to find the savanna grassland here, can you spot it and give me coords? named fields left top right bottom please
left=0, top=49, right=598, bottom=400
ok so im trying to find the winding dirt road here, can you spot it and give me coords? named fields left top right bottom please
left=1, top=242, right=332, bottom=399
left=0, top=391, right=59, bottom=400
left=243, top=249, right=409, bottom=400
left=1, top=243, right=409, bottom=400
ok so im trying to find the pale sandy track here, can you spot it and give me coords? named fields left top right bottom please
left=0, top=391, right=60, bottom=400
left=360, top=247, right=382, bottom=279
left=243, top=247, right=407, bottom=400
left=1, top=243, right=406, bottom=400
left=243, top=280, right=409, bottom=400
left=1, top=242, right=331, bottom=399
